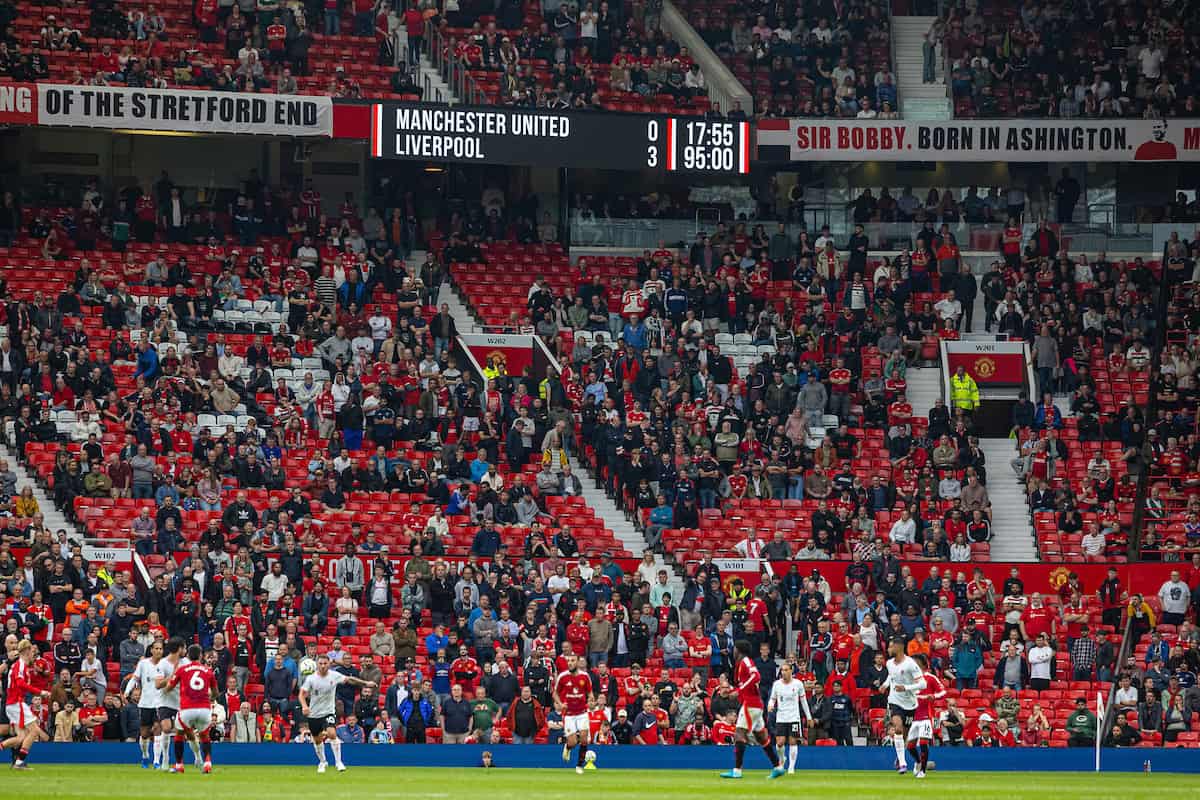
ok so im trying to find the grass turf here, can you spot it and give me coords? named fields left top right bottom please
left=2, top=765, right=1197, bottom=799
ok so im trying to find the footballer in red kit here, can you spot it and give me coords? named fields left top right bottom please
left=906, top=654, right=946, bottom=778
left=553, top=655, right=596, bottom=773
left=167, top=645, right=216, bottom=773
left=720, top=640, right=784, bottom=779
left=2, top=639, right=50, bottom=769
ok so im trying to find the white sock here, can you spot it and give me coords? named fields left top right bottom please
left=313, top=739, right=327, bottom=765
left=139, top=737, right=150, bottom=759
left=788, top=743, right=798, bottom=770
left=329, top=738, right=343, bottom=767
left=893, top=734, right=908, bottom=768
left=189, top=738, right=201, bottom=760
left=151, top=735, right=160, bottom=764
left=158, top=733, right=170, bottom=766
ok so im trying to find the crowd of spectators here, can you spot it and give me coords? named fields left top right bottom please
left=682, top=0, right=893, bottom=119
left=426, top=0, right=711, bottom=112
left=933, top=1, right=1200, bottom=119
left=0, top=0, right=411, bottom=98
left=0, top=165, right=1198, bottom=752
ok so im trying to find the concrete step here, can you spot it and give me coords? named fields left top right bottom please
left=0, top=442, right=77, bottom=535
left=904, top=366, right=943, bottom=420
left=977, top=437, right=1038, bottom=561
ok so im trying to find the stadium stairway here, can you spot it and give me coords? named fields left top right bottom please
left=904, top=366, right=943, bottom=421
left=0, top=441, right=76, bottom=537
left=892, top=16, right=951, bottom=120
left=978, top=438, right=1038, bottom=561
left=437, top=272, right=480, bottom=334
left=392, top=29, right=457, bottom=104
left=569, top=452, right=681, bottom=595
left=437, top=271, right=681, bottom=590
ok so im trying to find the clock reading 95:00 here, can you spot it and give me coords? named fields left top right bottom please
left=649, top=116, right=751, bottom=174
left=369, top=102, right=750, bottom=174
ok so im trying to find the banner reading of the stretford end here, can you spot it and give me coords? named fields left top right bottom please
left=757, top=117, right=1200, bottom=163
left=0, top=82, right=333, bottom=137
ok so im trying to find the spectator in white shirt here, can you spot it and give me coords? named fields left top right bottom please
left=934, top=290, right=962, bottom=325
left=1139, top=45, right=1163, bottom=80
left=1113, top=674, right=1139, bottom=713
left=367, top=307, right=392, bottom=346
left=70, top=411, right=103, bottom=442
left=888, top=510, right=916, bottom=544
left=1080, top=526, right=1106, bottom=560
left=735, top=531, right=763, bottom=558
left=1157, top=570, right=1192, bottom=625
left=1027, top=633, right=1054, bottom=690
left=831, top=57, right=855, bottom=87
left=938, top=474, right=962, bottom=500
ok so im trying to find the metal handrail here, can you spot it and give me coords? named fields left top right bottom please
left=1096, top=612, right=1136, bottom=747
left=886, top=0, right=900, bottom=116
left=1128, top=231, right=1174, bottom=560
left=422, top=19, right=489, bottom=105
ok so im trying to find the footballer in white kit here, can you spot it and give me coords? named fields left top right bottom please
left=767, top=663, right=813, bottom=774
left=880, top=641, right=925, bottom=774
left=129, top=641, right=165, bottom=769
left=299, top=654, right=377, bottom=773
left=152, top=638, right=190, bottom=771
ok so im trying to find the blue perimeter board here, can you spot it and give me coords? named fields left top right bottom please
left=30, top=744, right=1200, bottom=772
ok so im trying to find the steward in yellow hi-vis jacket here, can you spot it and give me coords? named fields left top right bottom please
left=950, top=365, right=980, bottom=412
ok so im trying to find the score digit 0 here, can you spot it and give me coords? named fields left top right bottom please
left=646, top=119, right=659, bottom=168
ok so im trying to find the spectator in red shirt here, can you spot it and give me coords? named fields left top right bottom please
left=323, top=0, right=340, bottom=36
left=353, top=0, right=375, bottom=37
left=405, top=4, right=428, bottom=62
left=77, top=689, right=108, bottom=741
left=266, top=16, right=287, bottom=66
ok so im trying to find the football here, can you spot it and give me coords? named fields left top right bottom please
left=585, top=750, right=597, bottom=763
left=299, top=657, right=317, bottom=677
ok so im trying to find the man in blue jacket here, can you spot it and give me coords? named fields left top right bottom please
left=950, top=630, right=984, bottom=689
left=134, top=340, right=159, bottom=383
left=424, top=624, right=449, bottom=656
left=470, top=522, right=501, bottom=558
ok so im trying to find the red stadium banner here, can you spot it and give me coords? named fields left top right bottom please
left=944, top=340, right=1026, bottom=386
left=457, top=333, right=536, bottom=384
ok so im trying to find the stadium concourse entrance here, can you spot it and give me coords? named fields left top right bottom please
left=940, top=340, right=1033, bottom=438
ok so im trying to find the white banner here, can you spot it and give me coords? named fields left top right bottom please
left=757, top=117, right=1200, bottom=162
left=82, top=541, right=132, bottom=564
left=35, top=84, right=333, bottom=137
left=711, top=558, right=763, bottom=572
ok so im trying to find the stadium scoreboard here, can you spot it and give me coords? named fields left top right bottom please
left=369, top=103, right=750, bottom=174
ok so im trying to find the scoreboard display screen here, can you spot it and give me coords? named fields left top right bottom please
left=368, top=103, right=751, bottom=175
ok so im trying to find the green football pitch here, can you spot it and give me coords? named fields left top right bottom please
left=3, top=766, right=1198, bottom=799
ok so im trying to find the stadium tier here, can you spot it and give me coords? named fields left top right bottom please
left=1, top=10, right=1200, bottom=770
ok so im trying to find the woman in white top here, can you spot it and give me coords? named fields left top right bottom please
left=858, top=612, right=879, bottom=652
left=636, top=551, right=659, bottom=586
left=888, top=510, right=916, bottom=544
left=330, top=374, right=351, bottom=412
left=336, top=586, right=359, bottom=636
left=578, top=3, right=597, bottom=50
left=949, top=533, right=972, bottom=562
